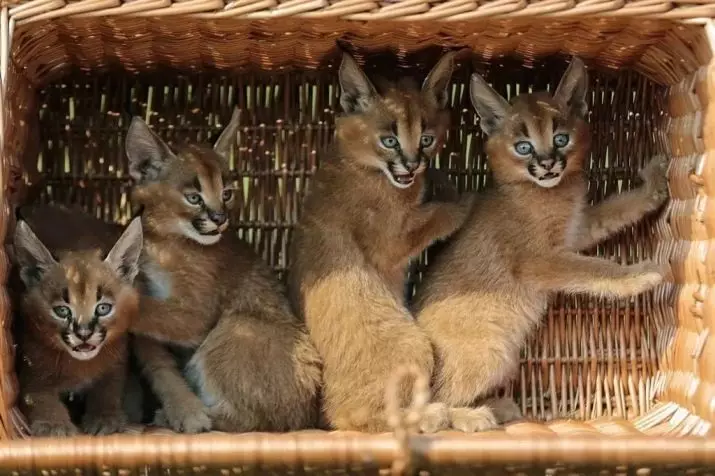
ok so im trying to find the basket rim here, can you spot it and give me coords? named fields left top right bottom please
left=0, top=432, right=715, bottom=469
left=2, top=0, right=715, bottom=25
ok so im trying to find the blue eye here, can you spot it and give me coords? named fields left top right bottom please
left=553, top=133, right=570, bottom=148
left=420, top=135, right=435, bottom=148
left=95, top=303, right=113, bottom=317
left=380, top=136, right=399, bottom=149
left=185, top=193, right=203, bottom=205
left=514, top=141, right=533, bottom=156
left=53, top=305, right=72, bottom=320
left=222, top=189, right=234, bottom=202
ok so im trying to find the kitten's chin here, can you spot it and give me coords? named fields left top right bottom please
left=176, top=221, right=223, bottom=246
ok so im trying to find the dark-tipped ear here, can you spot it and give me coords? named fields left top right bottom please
left=553, top=57, right=589, bottom=119
left=14, top=220, right=57, bottom=287
left=105, top=217, right=143, bottom=284
left=339, top=53, right=377, bottom=114
left=125, top=117, right=175, bottom=184
left=213, top=107, right=240, bottom=161
left=422, top=51, right=457, bottom=109
left=469, top=73, right=510, bottom=135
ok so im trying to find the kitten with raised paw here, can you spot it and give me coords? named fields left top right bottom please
left=288, top=51, right=478, bottom=433
left=13, top=217, right=143, bottom=437
left=413, top=57, right=670, bottom=431
left=124, top=110, right=321, bottom=433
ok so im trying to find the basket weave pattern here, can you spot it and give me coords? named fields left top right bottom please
left=0, top=1, right=715, bottom=474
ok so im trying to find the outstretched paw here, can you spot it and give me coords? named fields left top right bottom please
left=623, top=260, right=669, bottom=295
left=449, top=406, right=499, bottom=433
left=638, top=155, right=669, bottom=205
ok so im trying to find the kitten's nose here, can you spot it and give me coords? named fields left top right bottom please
left=404, top=160, right=421, bottom=173
left=73, top=324, right=93, bottom=341
left=539, top=158, right=555, bottom=170
left=207, top=209, right=227, bottom=226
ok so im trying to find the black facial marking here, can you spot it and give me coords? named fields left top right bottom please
left=420, top=119, right=427, bottom=132
left=62, top=288, right=70, bottom=303
left=519, top=123, right=529, bottom=138
left=96, top=287, right=103, bottom=301
left=390, top=121, right=398, bottom=136
left=552, top=117, right=559, bottom=134
left=192, top=177, right=202, bottom=192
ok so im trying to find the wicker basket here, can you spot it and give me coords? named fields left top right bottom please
left=2, top=0, right=715, bottom=474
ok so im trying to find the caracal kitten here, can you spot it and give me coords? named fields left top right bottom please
left=16, top=203, right=157, bottom=425
left=125, top=111, right=321, bottom=433
left=288, top=52, right=483, bottom=432
left=13, top=217, right=143, bottom=436
left=413, top=57, right=670, bottom=430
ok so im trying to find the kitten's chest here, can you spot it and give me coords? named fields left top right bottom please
left=538, top=192, right=585, bottom=248
left=20, top=340, right=123, bottom=392
left=143, top=240, right=219, bottom=307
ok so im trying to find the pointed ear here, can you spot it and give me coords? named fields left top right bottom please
left=339, top=53, right=378, bottom=114
left=125, top=117, right=175, bottom=184
left=469, top=73, right=510, bottom=135
left=213, top=107, right=240, bottom=161
left=13, top=220, right=57, bottom=287
left=422, top=51, right=456, bottom=109
left=553, top=57, right=589, bottom=119
left=104, top=217, right=143, bottom=284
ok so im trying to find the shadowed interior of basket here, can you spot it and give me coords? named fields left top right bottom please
left=7, top=55, right=668, bottom=427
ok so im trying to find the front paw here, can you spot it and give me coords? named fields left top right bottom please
left=638, top=155, right=669, bottom=205
left=31, top=420, right=79, bottom=437
left=419, top=403, right=450, bottom=433
left=154, top=400, right=212, bottom=434
left=82, top=412, right=127, bottom=435
left=448, top=406, right=499, bottom=433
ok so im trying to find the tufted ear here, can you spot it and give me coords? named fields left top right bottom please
left=104, top=217, right=143, bottom=284
left=339, top=53, right=378, bottom=114
left=422, top=51, right=457, bottom=109
left=469, top=73, right=510, bottom=135
left=125, top=117, right=175, bottom=184
left=213, top=107, right=241, bottom=161
left=553, top=57, right=589, bottom=119
left=14, top=220, right=57, bottom=288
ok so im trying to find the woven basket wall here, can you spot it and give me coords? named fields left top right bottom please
left=2, top=1, right=715, bottom=475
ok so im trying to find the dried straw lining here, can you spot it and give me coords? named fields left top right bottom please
left=0, top=2, right=713, bottom=473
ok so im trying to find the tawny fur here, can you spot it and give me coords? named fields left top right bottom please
left=125, top=111, right=321, bottom=433
left=12, top=214, right=143, bottom=437
left=413, top=58, right=670, bottom=431
left=288, top=52, right=478, bottom=433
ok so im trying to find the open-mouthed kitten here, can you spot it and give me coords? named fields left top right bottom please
left=13, top=217, right=142, bottom=436
left=288, top=51, right=483, bottom=433
left=413, top=57, right=670, bottom=431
